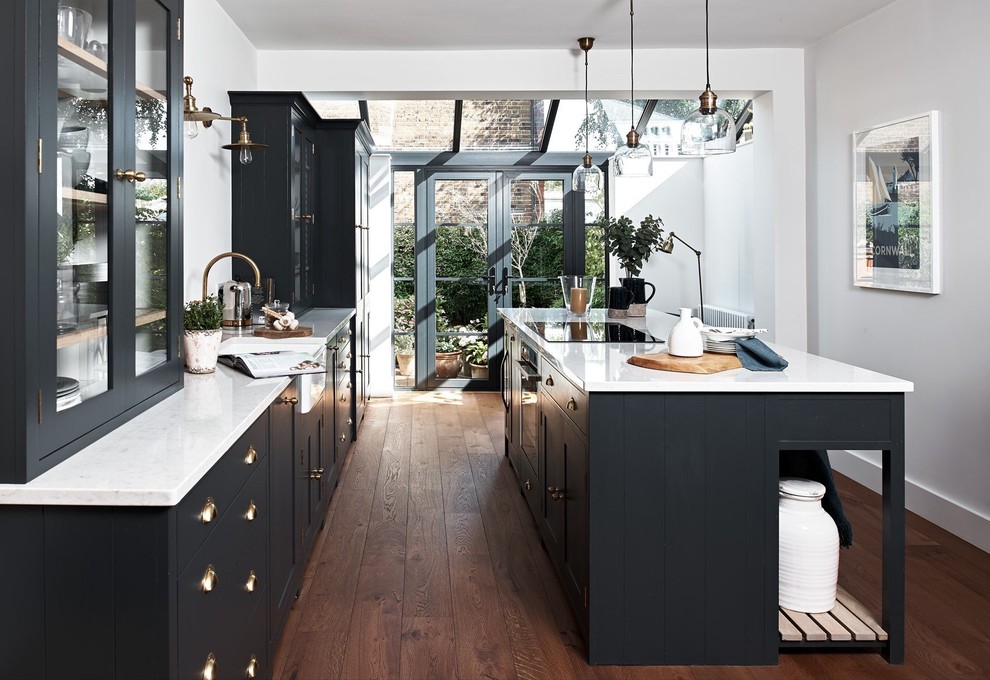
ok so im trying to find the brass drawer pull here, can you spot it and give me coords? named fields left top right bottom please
left=525, top=479, right=532, bottom=491
left=346, top=382, right=352, bottom=390
left=279, top=396, right=299, bottom=405
left=337, top=361, right=347, bottom=369
left=245, top=500, right=257, bottom=521
left=346, top=351, right=352, bottom=359
left=547, top=486, right=565, bottom=502
left=114, top=168, right=147, bottom=182
left=244, top=444, right=257, bottom=465
left=200, top=497, right=218, bottom=524
left=202, top=652, right=218, bottom=680
left=201, top=565, right=218, bottom=593
left=340, top=393, right=347, bottom=402
left=566, top=397, right=577, bottom=411
left=545, top=375, right=554, bottom=387
left=309, top=467, right=324, bottom=480
left=339, top=433, right=346, bottom=442
left=246, top=654, right=259, bottom=678
left=245, top=570, right=258, bottom=593
left=346, top=417, right=353, bottom=425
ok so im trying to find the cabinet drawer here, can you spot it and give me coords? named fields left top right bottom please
left=541, top=363, right=588, bottom=436
left=176, top=416, right=268, bottom=571
left=334, top=340, right=353, bottom=377
left=177, top=463, right=268, bottom=658
left=178, top=519, right=268, bottom=680
left=230, top=584, right=268, bottom=680
left=336, top=373, right=353, bottom=450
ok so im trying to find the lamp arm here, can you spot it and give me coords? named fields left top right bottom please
left=670, top=231, right=701, bottom=257
left=667, top=231, right=705, bottom=324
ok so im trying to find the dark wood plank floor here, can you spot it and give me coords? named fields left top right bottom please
left=275, top=393, right=990, bottom=679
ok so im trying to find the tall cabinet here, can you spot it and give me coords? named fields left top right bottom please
left=230, top=95, right=373, bottom=435
left=2, top=0, right=184, bottom=483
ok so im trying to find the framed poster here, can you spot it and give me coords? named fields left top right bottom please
left=853, top=111, right=940, bottom=293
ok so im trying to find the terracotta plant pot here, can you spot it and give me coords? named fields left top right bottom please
left=395, top=352, right=414, bottom=377
left=469, top=363, right=488, bottom=380
left=434, top=351, right=461, bottom=379
left=183, top=329, right=222, bottom=374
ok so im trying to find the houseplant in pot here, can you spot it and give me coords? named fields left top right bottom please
left=394, top=334, right=414, bottom=377
left=183, top=296, right=224, bottom=374
left=599, top=213, right=667, bottom=316
left=462, top=338, right=488, bottom=379
left=435, top=336, right=462, bottom=379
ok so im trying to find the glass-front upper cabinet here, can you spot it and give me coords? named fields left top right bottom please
left=31, top=0, right=182, bottom=473
left=290, top=118, right=316, bottom=310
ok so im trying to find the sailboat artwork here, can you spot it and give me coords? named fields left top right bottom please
left=853, top=112, right=940, bottom=294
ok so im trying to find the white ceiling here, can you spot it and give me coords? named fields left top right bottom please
left=215, top=0, right=900, bottom=51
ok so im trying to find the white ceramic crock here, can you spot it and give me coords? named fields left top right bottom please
left=778, top=477, right=840, bottom=613
left=667, top=307, right=704, bottom=357
left=183, top=329, right=223, bottom=374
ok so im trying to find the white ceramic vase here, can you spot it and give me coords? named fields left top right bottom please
left=183, top=329, right=223, bottom=374
left=778, top=478, right=840, bottom=613
left=667, top=307, right=704, bottom=357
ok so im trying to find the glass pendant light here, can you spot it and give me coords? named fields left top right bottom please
left=611, top=0, right=653, bottom=177
left=680, top=0, right=736, bottom=156
left=573, top=37, right=604, bottom=194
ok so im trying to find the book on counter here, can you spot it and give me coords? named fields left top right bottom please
left=218, top=351, right=325, bottom=379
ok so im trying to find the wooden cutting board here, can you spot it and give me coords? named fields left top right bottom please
left=628, top=350, right=742, bottom=374
left=252, top=326, right=314, bottom=339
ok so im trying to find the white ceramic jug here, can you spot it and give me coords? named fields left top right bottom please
left=778, top=478, right=840, bottom=613
left=667, top=307, right=704, bottom=357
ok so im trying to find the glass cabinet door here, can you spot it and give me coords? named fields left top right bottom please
left=49, top=0, right=114, bottom=428
left=133, top=0, right=171, bottom=378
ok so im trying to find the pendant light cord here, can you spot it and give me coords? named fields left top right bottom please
left=705, top=0, right=711, bottom=89
left=584, top=46, right=590, bottom=155
left=629, top=0, right=635, bottom=129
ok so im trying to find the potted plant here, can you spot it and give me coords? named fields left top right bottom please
left=434, top=336, right=462, bottom=379
left=462, top=338, right=488, bottom=379
left=394, top=333, right=414, bottom=377
left=598, top=213, right=667, bottom=316
left=183, top=296, right=224, bottom=374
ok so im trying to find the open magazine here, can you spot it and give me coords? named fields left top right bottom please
left=218, top=351, right=325, bottom=379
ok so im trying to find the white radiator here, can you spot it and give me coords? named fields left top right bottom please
left=695, top=305, right=755, bottom=329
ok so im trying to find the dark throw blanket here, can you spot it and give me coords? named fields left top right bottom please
left=780, top=449, right=853, bottom=548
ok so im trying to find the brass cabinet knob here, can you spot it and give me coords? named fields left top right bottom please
left=309, top=467, right=324, bottom=480
left=337, top=361, right=347, bottom=369
left=114, top=168, right=147, bottom=182
left=566, top=397, right=577, bottom=411
left=245, top=500, right=257, bottom=521
left=348, top=329, right=353, bottom=336
left=340, top=393, right=347, bottom=402
left=279, top=396, right=299, bottom=405
left=202, top=652, right=218, bottom=680
left=551, top=491, right=565, bottom=501
left=245, top=570, right=258, bottom=593
left=346, top=351, right=352, bottom=359
left=525, top=480, right=532, bottom=491
left=201, top=564, right=218, bottom=593
left=246, top=654, right=259, bottom=679
left=200, top=497, right=218, bottom=524
left=346, top=417, right=353, bottom=425
left=547, top=486, right=559, bottom=494
left=339, top=433, right=346, bottom=442
left=346, top=382, right=352, bottom=390
left=545, top=375, right=554, bottom=387
left=244, top=444, right=257, bottom=465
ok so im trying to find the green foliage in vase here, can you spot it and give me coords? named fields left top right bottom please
left=598, top=213, right=667, bottom=277
left=394, top=334, right=414, bottom=353
left=462, top=339, right=488, bottom=366
left=184, top=296, right=223, bottom=331
left=435, top=336, right=462, bottom=353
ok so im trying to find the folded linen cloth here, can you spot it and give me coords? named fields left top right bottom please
left=734, top=337, right=788, bottom=371
left=780, top=450, right=853, bottom=547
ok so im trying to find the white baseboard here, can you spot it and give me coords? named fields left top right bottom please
left=828, top=450, right=990, bottom=554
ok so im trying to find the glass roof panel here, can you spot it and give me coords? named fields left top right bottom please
left=310, top=99, right=361, bottom=119
left=367, top=100, right=455, bottom=151
left=460, top=100, right=551, bottom=151
left=545, top=99, right=647, bottom=153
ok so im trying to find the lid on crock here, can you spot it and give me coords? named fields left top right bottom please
left=778, top=477, right=826, bottom=500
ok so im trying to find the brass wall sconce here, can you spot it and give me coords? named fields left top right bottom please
left=183, top=76, right=268, bottom=165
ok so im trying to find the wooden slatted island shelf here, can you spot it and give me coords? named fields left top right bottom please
left=780, top=586, right=889, bottom=647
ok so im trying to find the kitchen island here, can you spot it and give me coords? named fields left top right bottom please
left=499, top=308, right=913, bottom=666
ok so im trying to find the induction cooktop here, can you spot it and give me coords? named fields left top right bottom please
left=524, top=320, right=664, bottom=343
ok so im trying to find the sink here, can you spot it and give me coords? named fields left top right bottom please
left=217, top=336, right=327, bottom=413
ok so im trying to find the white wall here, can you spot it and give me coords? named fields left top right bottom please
left=704, top=143, right=755, bottom=316
left=258, top=45, right=808, bottom=347
left=182, top=0, right=258, bottom=301
left=807, top=0, right=990, bottom=551
left=368, top=154, right=394, bottom=397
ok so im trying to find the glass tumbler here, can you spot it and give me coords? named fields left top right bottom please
left=559, top=275, right=596, bottom=316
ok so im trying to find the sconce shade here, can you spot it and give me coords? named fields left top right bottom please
left=611, top=0, right=654, bottom=177
left=680, top=0, right=736, bottom=157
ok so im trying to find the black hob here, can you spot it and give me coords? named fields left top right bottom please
left=524, top=320, right=664, bottom=343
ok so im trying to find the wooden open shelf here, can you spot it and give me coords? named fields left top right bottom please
left=779, top=586, right=888, bottom=648
left=63, top=187, right=107, bottom=204
left=57, top=37, right=164, bottom=102
left=57, top=308, right=167, bottom=350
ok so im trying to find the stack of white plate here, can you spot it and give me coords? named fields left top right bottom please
left=56, top=376, right=82, bottom=411
left=700, top=326, right=768, bottom=355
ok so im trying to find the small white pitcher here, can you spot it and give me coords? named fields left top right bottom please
left=668, top=307, right=704, bottom=357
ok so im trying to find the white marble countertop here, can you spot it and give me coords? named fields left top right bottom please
left=499, top=308, right=913, bottom=394
left=0, top=308, right=354, bottom=507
